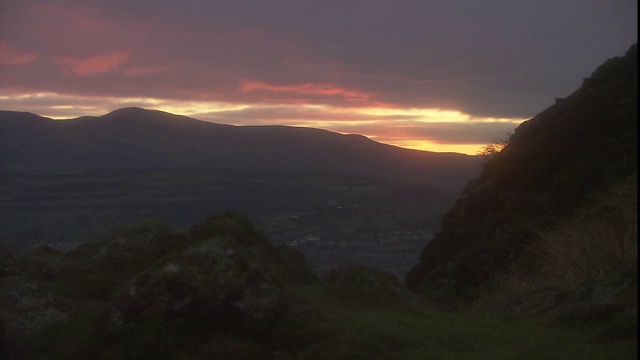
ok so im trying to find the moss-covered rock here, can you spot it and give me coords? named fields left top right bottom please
left=0, top=213, right=321, bottom=359
left=0, top=275, right=68, bottom=355
left=0, top=244, right=18, bottom=278
left=270, top=244, right=318, bottom=286
left=188, top=213, right=317, bottom=286
left=116, top=235, right=286, bottom=327
left=188, top=212, right=271, bottom=249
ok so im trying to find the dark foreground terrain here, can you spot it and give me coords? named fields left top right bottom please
left=0, top=213, right=635, bottom=359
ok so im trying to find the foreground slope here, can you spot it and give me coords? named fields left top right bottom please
left=0, top=107, right=480, bottom=190
left=406, top=44, right=637, bottom=307
left=1, top=214, right=634, bottom=359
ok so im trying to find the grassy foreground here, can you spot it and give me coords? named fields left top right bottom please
left=25, top=283, right=635, bottom=360
left=6, top=209, right=635, bottom=359
left=264, top=286, right=637, bottom=360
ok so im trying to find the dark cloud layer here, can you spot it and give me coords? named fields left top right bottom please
left=0, top=0, right=636, bottom=153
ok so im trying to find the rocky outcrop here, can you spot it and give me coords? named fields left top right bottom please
left=115, top=222, right=287, bottom=327
left=0, top=275, right=68, bottom=355
left=0, top=213, right=319, bottom=358
left=0, top=245, right=17, bottom=278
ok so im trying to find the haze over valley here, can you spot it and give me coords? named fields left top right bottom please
left=1, top=108, right=482, bottom=276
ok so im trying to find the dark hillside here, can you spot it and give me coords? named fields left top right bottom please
left=0, top=107, right=480, bottom=190
left=406, top=44, right=637, bottom=307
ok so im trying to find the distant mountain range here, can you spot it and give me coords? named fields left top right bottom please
left=0, top=107, right=481, bottom=191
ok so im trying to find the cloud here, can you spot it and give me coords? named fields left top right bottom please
left=123, top=66, right=171, bottom=76
left=0, top=1, right=636, bottom=154
left=372, top=122, right=517, bottom=145
left=192, top=103, right=523, bottom=147
left=3, top=1, right=636, bottom=114
left=0, top=42, right=38, bottom=65
left=240, top=81, right=375, bottom=104
left=0, top=89, right=525, bottom=154
left=57, top=51, right=130, bottom=75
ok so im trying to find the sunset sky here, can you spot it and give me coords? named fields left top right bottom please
left=0, top=1, right=637, bottom=154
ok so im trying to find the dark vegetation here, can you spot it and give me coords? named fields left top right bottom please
left=406, top=44, right=637, bottom=322
left=0, top=214, right=635, bottom=359
left=0, top=45, right=637, bottom=358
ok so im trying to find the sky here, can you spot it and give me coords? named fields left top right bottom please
left=0, top=1, right=637, bottom=154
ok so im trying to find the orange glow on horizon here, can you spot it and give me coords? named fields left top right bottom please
left=2, top=92, right=520, bottom=156
left=375, top=138, right=485, bottom=155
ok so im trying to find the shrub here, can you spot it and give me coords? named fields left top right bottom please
left=526, top=174, right=637, bottom=286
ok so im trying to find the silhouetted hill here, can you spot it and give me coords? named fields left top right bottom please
left=406, top=44, right=637, bottom=307
left=0, top=107, right=481, bottom=191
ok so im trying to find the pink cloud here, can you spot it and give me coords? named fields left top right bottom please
left=57, top=51, right=130, bottom=75
left=124, top=66, right=171, bottom=76
left=240, top=80, right=373, bottom=103
left=0, top=43, right=38, bottom=65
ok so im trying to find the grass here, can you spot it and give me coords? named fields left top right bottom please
left=10, top=249, right=638, bottom=359
left=496, top=174, right=636, bottom=289
left=268, top=285, right=637, bottom=360
left=19, top=281, right=636, bottom=360
left=473, top=174, right=637, bottom=336
left=516, top=173, right=637, bottom=288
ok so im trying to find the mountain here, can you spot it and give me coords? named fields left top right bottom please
left=406, top=44, right=637, bottom=307
left=0, top=107, right=481, bottom=191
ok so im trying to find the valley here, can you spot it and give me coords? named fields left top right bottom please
left=0, top=168, right=455, bottom=278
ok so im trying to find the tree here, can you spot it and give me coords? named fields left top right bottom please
left=477, top=137, right=509, bottom=160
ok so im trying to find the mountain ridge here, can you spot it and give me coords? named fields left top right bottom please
left=0, top=107, right=481, bottom=191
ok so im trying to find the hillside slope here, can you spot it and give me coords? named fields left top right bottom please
left=1, top=214, right=634, bottom=359
left=406, top=44, right=637, bottom=307
left=0, top=108, right=480, bottom=190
